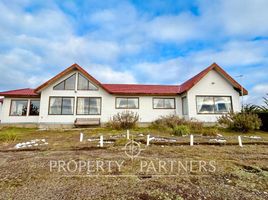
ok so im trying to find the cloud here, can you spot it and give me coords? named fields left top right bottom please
left=84, top=64, right=137, bottom=84
left=245, top=83, right=268, bottom=105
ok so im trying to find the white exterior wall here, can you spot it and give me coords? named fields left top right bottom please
left=38, top=70, right=182, bottom=125
left=1, top=98, right=40, bottom=124
left=187, top=70, right=241, bottom=122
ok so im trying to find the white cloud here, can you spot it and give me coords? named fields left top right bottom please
left=245, top=83, right=268, bottom=105
left=84, top=64, right=137, bottom=84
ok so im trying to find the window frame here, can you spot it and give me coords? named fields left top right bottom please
left=9, top=100, right=29, bottom=116
left=196, top=95, right=233, bottom=115
left=48, top=96, right=75, bottom=115
left=53, top=73, right=76, bottom=91
left=152, top=98, right=176, bottom=109
left=115, top=97, right=139, bottom=109
left=182, top=96, right=188, bottom=115
left=77, top=73, right=98, bottom=91
left=76, top=97, right=102, bottom=115
left=29, top=100, right=40, bottom=116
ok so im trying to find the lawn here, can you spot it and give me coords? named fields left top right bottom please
left=0, top=127, right=267, bottom=199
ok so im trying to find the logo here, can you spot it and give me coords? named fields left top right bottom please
left=123, top=139, right=144, bottom=159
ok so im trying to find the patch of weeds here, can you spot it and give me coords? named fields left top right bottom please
left=114, top=138, right=129, bottom=146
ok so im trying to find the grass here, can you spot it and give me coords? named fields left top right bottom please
left=0, top=126, right=267, bottom=199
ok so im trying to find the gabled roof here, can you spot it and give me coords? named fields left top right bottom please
left=0, top=62, right=248, bottom=97
left=0, top=88, right=39, bottom=97
left=102, top=84, right=180, bottom=95
left=34, top=63, right=105, bottom=93
left=179, top=63, right=248, bottom=95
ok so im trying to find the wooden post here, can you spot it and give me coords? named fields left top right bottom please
left=147, top=135, right=150, bottom=146
left=100, top=135, right=104, bottom=147
left=80, top=133, right=84, bottom=142
left=238, top=136, right=243, bottom=147
left=126, top=130, right=130, bottom=140
left=190, top=134, right=194, bottom=146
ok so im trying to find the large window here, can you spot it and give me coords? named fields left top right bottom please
left=53, top=74, right=76, bottom=90
left=10, top=100, right=28, bottom=116
left=196, top=96, right=232, bottom=114
left=116, top=97, right=139, bottom=109
left=77, top=97, right=101, bottom=115
left=182, top=97, right=188, bottom=115
left=78, top=74, right=98, bottom=90
left=49, top=97, right=74, bottom=115
left=153, top=98, right=175, bottom=109
left=29, top=100, right=40, bottom=116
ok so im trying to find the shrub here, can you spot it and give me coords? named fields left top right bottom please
left=218, top=112, right=262, bottom=132
left=150, top=115, right=203, bottom=134
left=202, top=127, right=219, bottom=136
left=173, top=125, right=190, bottom=136
left=0, top=129, right=19, bottom=142
left=106, top=111, right=139, bottom=130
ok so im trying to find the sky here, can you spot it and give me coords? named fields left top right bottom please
left=0, top=0, right=267, bottom=105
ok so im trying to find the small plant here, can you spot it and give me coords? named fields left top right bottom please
left=0, top=129, right=19, bottom=142
left=218, top=112, right=262, bottom=132
left=202, top=127, right=219, bottom=136
left=106, top=111, right=139, bottom=130
left=150, top=115, right=203, bottom=134
left=173, top=125, right=190, bottom=136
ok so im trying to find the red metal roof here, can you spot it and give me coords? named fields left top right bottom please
left=0, top=63, right=248, bottom=97
left=179, top=63, right=248, bottom=95
left=102, top=84, right=180, bottom=95
left=0, top=88, right=39, bottom=97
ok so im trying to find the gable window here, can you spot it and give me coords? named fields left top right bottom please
left=182, top=97, right=188, bottom=115
left=10, top=100, right=28, bottom=116
left=29, top=100, right=40, bottom=116
left=49, top=97, right=74, bottom=115
left=196, top=96, right=232, bottom=114
left=78, top=74, right=98, bottom=90
left=116, top=97, right=139, bottom=109
left=77, top=97, right=101, bottom=115
left=53, top=74, right=76, bottom=90
left=153, top=98, right=175, bottom=109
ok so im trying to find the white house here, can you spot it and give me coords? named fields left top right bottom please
left=0, top=63, right=247, bottom=128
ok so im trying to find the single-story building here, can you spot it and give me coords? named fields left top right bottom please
left=0, top=63, right=248, bottom=128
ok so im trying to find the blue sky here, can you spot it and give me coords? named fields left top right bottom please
left=0, top=0, right=267, bottom=104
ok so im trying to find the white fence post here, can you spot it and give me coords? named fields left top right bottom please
left=190, top=134, right=194, bottom=146
left=146, top=135, right=150, bottom=146
left=238, top=136, right=243, bottom=147
left=80, top=133, right=84, bottom=142
left=100, top=135, right=104, bottom=147
left=127, top=130, right=130, bottom=140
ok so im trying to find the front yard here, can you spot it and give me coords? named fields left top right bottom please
left=0, top=127, right=267, bottom=199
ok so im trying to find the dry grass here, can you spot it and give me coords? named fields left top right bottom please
left=0, top=127, right=267, bottom=199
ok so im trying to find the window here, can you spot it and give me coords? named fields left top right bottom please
left=78, top=74, right=98, bottom=90
left=196, top=96, right=232, bottom=114
left=29, top=100, right=40, bottom=116
left=10, top=100, right=28, bottom=116
left=53, top=74, right=76, bottom=90
left=49, top=97, right=74, bottom=115
left=182, top=97, right=188, bottom=115
left=116, top=97, right=139, bottom=109
left=77, top=97, right=101, bottom=115
left=153, top=98, right=175, bottom=109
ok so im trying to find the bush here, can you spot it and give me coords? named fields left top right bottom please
left=106, top=111, right=139, bottom=130
left=218, top=112, right=262, bottom=132
left=202, top=127, right=219, bottom=136
left=173, top=125, right=190, bottom=136
left=0, top=129, right=18, bottom=142
left=150, top=115, right=203, bottom=134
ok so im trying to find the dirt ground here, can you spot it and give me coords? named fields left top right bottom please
left=0, top=128, right=267, bottom=199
